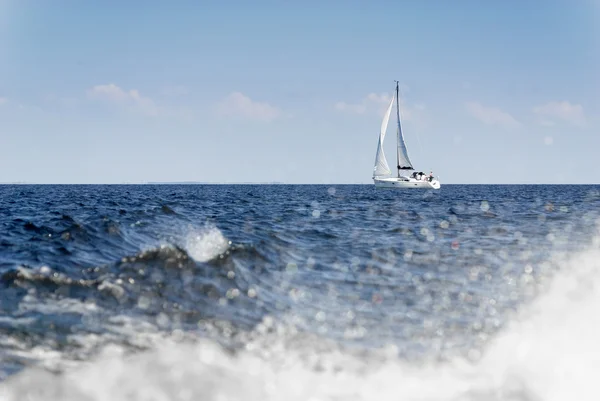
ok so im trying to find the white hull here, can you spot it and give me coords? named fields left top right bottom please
left=374, top=177, right=441, bottom=189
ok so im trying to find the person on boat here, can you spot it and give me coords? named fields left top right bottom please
left=428, top=171, right=433, bottom=181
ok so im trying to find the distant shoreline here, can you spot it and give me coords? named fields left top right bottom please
left=1, top=183, right=598, bottom=186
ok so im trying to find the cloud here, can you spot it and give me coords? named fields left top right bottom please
left=533, top=101, right=586, bottom=127
left=87, top=84, right=159, bottom=116
left=0, top=97, right=7, bottom=105
left=465, top=102, right=520, bottom=128
left=335, top=92, right=390, bottom=116
left=217, top=92, right=281, bottom=122
left=335, top=91, right=422, bottom=121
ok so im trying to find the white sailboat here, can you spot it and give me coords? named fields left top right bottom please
left=373, top=81, right=440, bottom=189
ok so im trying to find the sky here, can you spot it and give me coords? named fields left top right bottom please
left=0, top=0, right=598, bottom=184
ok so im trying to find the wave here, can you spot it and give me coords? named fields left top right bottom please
left=2, top=224, right=600, bottom=400
left=184, top=225, right=231, bottom=262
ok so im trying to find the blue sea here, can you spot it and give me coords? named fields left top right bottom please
left=1, top=184, right=599, bottom=400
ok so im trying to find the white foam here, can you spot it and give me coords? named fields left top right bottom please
left=184, top=225, right=230, bottom=262
left=2, top=236, right=600, bottom=400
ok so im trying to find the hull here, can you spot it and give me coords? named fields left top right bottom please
left=374, top=177, right=441, bottom=189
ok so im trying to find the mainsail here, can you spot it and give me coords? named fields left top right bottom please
left=395, top=82, right=414, bottom=172
left=373, top=94, right=395, bottom=177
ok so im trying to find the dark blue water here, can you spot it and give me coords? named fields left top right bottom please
left=1, top=184, right=600, bottom=400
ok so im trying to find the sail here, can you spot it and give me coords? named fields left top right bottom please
left=373, top=94, right=395, bottom=177
left=396, top=84, right=414, bottom=171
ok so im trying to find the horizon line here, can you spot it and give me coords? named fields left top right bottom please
left=0, top=182, right=598, bottom=186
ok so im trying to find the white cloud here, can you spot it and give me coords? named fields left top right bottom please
left=533, top=101, right=586, bottom=127
left=335, top=91, right=422, bottom=121
left=335, top=92, right=390, bottom=116
left=217, top=92, right=281, bottom=122
left=465, top=102, right=520, bottom=128
left=0, top=97, right=7, bottom=105
left=87, top=84, right=159, bottom=116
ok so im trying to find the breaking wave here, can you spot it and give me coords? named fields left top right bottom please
left=2, top=236, right=599, bottom=400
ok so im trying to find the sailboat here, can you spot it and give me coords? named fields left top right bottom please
left=373, top=81, right=440, bottom=189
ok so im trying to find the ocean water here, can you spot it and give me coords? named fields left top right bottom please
left=0, top=184, right=599, bottom=400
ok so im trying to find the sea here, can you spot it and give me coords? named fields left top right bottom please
left=0, top=184, right=599, bottom=400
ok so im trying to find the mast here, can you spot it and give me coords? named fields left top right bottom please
left=394, top=80, right=400, bottom=178
left=395, top=80, right=414, bottom=175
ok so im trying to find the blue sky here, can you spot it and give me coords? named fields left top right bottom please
left=0, top=0, right=598, bottom=184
